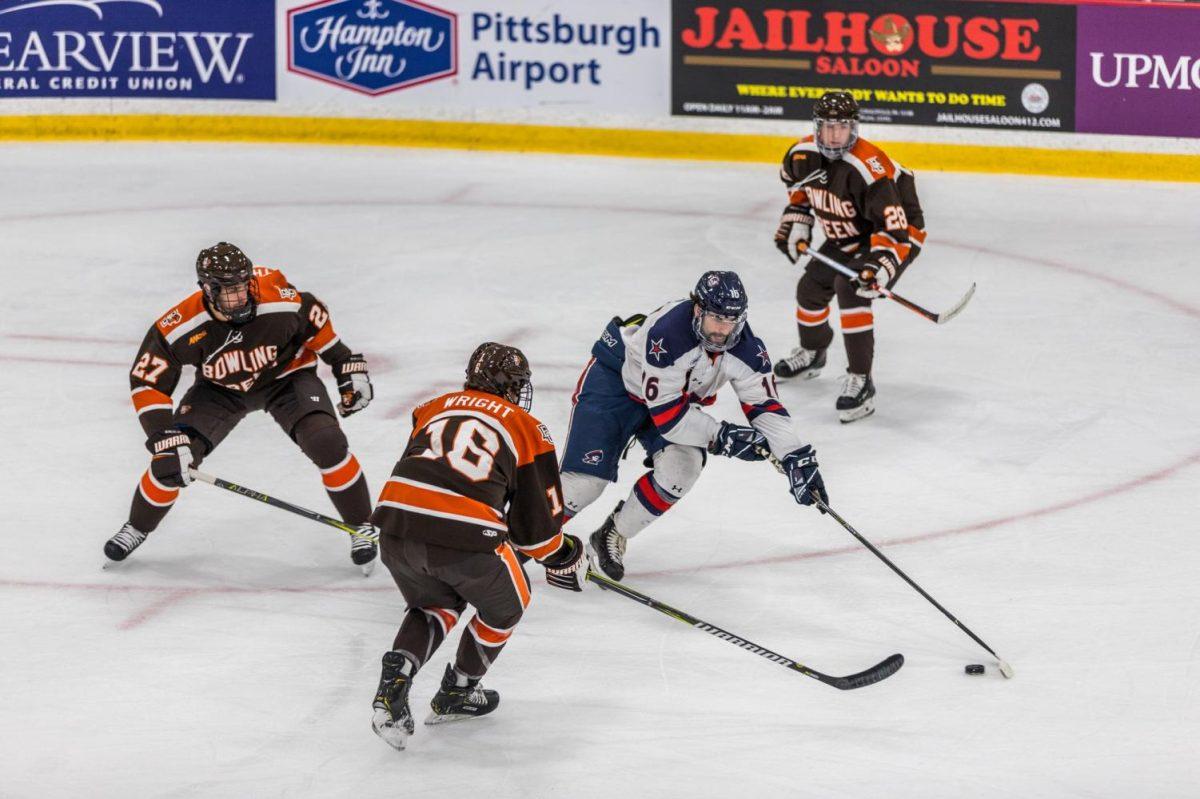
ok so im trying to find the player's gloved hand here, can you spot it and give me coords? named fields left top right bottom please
left=853, top=252, right=898, bottom=299
left=783, top=445, right=828, bottom=510
left=333, top=354, right=372, bottom=417
left=146, top=428, right=194, bottom=488
left=709, top=421, right=769, bottom=462
left=774, top=204, right=814, bottom=263
left=543, top=534, right=588, bottom=592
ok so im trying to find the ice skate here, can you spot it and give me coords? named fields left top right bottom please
left=773, top=347, right=826, bottom=380
left=426, top=663, right=499, bottom=725
left=837, top=372, right=876, bottom=423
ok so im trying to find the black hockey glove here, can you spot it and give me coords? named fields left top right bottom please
left=333, top=354, right=373, bottom=417
left=774, top=204, right=814, bottom=264
left=783, top=445, right=828, bottom=510
left=146, top=428, right=194, bottom=488
left=709, top=421, right=769, bottom=462
left=852, top=252, right=899, bottom=300
left=543, top=534, right=588, bottom=592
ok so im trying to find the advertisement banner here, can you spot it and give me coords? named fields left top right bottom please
left=1076, top=5, right=1200, bottom=138
left=281, top=0, right=667, bottom=115
left=671, top=0, right=1075, bottom=131
left=0, top=0, right=275, bottom=100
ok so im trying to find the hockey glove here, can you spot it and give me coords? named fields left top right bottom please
left=146, top=428, right=194, bottom=488
left=709, top=421, right=769, bottom=462
left=783, top=445, right=828, bottom=509
left=774, top=204, right=814, bottom=264
left=543, top=534, right=588, bottom=592
left=853, top=252, right=899, bottom=300
left=333, top=354, right=373, bottom=417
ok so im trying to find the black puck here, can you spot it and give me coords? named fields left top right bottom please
left=965, top=664, right=985, bottom=675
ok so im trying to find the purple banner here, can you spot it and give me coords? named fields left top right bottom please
left=1076, top=5, right=1200, bottom=138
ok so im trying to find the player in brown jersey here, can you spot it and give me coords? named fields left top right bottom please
left=103, top=243, right=378, bottom=571
left=368, top=343, right=586, bottom=750
left=772, top=91, right=927, bottom=422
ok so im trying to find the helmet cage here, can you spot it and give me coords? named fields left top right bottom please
left=814, top=118, right=859, bottom=160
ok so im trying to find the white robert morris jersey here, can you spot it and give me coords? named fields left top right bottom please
left=618, top=299, right=807, bottom=458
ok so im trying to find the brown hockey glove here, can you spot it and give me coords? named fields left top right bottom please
left=146, top=428, right=194, bottom=488
left=543, top=534, right=588, bottom=592
left=333, top=354, right=373, bottom=417
left=852, top=252, right=899, bottom=299
left=774, top=205, right=814, bottom=263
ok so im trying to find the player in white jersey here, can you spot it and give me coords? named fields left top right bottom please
left=559, top=271, right=828, bottom=580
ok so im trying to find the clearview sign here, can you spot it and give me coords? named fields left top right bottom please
left=0, top=0, right=275, bottom=99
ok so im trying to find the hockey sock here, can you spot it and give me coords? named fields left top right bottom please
left=454, top=614, right=518, bottom=681
left=615, top=472, right=682, bottom=538
left=393, top=606, right=461, bottom=672
left=322, top=463, right=371, bottom=524
left=840, top=308, right=875, bottom=375
left=796, top=305, right=834, bottom=351
left=127, top=469, right=179, bottom=533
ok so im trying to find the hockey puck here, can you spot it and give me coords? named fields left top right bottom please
left=965, top=664, right=985, bottom=675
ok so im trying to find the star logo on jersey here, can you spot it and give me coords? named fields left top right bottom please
left=648, top=338, right=668, bottom=361
left=756, top=345, right=771, bottom=369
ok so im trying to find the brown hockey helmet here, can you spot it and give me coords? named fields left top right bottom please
left=196, top=242, right=255, bottom=323
left=813, top=91, right=860, bottom=160
left=465, top=342, right=532, bottom=411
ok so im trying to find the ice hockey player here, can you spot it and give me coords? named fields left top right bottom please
left=104, top=243, right=378, bottom=571
left=559, top=270, right=828, bottom=581
left=369, top=343, right=586, bottom=750
left=772, top=90, right=927, bottom=422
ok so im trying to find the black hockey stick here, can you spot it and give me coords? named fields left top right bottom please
left=188, top=468, right=378, bottom=542
left=759, top=450, right=1013, bottom=678
left=797, top=244, right=975, bottom=325
left=586, top=570, right=904, bottom=690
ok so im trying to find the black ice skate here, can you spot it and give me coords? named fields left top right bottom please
left=426, top=663, right=500, bottom=725
left=350, top=523, right=378, bottom=576
left=103, top=522, right=149, bottom=564
left=372, top=651, right=415, bottom=750
left=586, top=502, right=627, bottom=581
left=773, top=347, right=826, bottom=380
left=837, top=372, right=876, bottom=423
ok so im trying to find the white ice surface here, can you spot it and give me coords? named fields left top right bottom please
left=0, top=143, right=1198, bottom=798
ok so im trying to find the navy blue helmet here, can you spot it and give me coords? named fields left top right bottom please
left=691, top=270, right=748, bottom=352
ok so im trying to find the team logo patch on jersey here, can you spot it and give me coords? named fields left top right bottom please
left=582, top=450, right=604, bottom=466
left=538, top=424, right=554, bottom=444
left=648, top=338, right=668, bottom=361
left=867, top=156, right=886, bottom=176
left=276, top=286, right=297, bottom=300
left=159, top=309, right=182, bottom=328
left=756, top=344, right=771, bottom=369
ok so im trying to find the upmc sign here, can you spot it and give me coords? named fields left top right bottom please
left=288, top=0, right=457, bottom=96
left=1075, top=5, right=1200, bottom=137
left=672, top=0, right=1076, bottom=131
left=0, top=0, right=274, bottom=99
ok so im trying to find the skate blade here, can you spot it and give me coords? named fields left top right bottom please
left=838, top=400, right=875, bottom=424
left=372, top=714, right=411, bottom=750
left=360, top=558, right=376, bottom=577
left=773, top=366, right=822, bottom=382
left=424, top=710, right=486, bottom=726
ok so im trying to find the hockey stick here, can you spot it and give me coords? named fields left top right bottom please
left=586, top=569, right=904, bottom=690
left=758, top=450, right=1013, bottom=678
left=188, top=468, right=378, bottom=543
left=796, top=244, right=976, bottom=325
